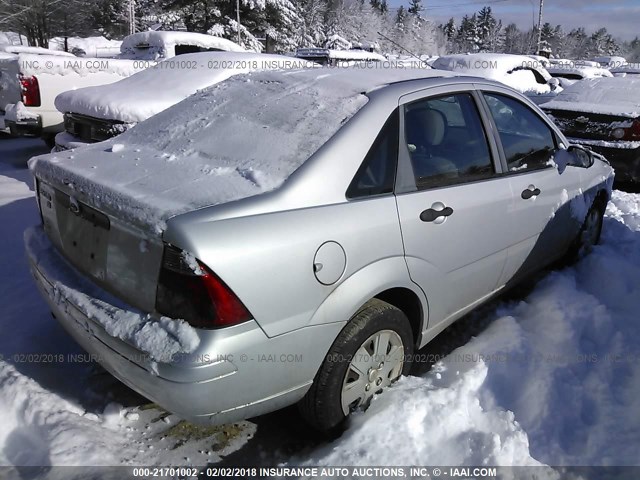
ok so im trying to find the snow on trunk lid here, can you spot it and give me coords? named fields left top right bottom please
left=28, top=68, right=380, bottom=234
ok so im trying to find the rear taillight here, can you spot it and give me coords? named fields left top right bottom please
left=19, top=74, right=41, bottom=107
left=156, top=245, right=252, bottom=329
left=622, top=120, right=640, bottom=141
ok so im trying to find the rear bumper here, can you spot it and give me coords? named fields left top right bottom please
left=568, top=137, right=640, bottom=183
left=25, top=225, right=340, bottom=424
left=3, top=113, right=42, bottom=136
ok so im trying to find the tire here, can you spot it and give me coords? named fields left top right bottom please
left=298, top=299, right=414, bottom=434
left=42, top=134, right=56, bottom=149
left=565, top=198, right=605, bottom=263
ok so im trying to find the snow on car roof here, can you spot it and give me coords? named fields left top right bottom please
left=541, top=76, right=640, bottom=117
left=0, top=45, right=75, bottom=57
left=55, top=52, right=318, bottom=123
left=547, top=65, right=613, bottom=79
left=120, top=31, right=245, bottom=55
left=32, top=67, right=456, bottom=233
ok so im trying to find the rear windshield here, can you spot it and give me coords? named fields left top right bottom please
left=122, top=70, right=369, bottom=187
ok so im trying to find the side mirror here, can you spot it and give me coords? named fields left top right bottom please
left=548, top=77, right=560, bottom=91
left=553, top=145, right=593, bottom=173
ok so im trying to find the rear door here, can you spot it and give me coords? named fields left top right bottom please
left=477, top=87, right=584, bottom=284
left=394, top=85, right=513, bottom=328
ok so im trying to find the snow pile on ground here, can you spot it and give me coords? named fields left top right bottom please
left=54, top=52, right=316, bottom=123
left=297, top=190, right=640, bottom=469
left=49, top=36, right=122, bottom=58
left=0, top=362, right=127, bottom=468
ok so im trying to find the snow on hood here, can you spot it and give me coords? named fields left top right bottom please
left=33, top=68, right=456, bottom=233
left=55, top=52, right=318, bottom=123
left=541, top=77, right=640, bottom=117
left=432, top=53, right=552, bottom=94
left=120, top=31, right=245, bottom=59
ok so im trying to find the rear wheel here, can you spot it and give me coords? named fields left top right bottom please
left=298, top=299, right=414, bottom=434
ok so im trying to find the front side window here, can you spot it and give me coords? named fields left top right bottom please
left=483, top=92, right=557, bottom=172
left=404, top=93, right=494, bottom=190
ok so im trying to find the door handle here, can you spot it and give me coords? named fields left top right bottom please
left=420, top=205, right=454, bottom=222
left=521, top=186, right=541, bottom=200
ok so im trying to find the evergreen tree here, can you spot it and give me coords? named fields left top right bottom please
left=407, top=0, right=423, bottom=18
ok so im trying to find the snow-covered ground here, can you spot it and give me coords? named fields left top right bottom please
left=1, top=135, right=640, bottom=475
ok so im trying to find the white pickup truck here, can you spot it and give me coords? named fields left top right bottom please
left=1, top=31, right=244, bottom=146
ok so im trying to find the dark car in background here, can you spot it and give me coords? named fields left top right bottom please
left=542, top=76, right=640, bottom=183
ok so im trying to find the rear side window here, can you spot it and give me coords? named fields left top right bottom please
left=347, top=110, right=399, bottom=199
left=483, top=92, right=557, bottom=172
left=403, top=93, right=494, bottom=190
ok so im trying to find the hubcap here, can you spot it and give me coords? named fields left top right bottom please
left=341, top=330, right=405, bottom=415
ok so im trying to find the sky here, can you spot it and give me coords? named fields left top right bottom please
left=388, top=0, right=639, bottom=41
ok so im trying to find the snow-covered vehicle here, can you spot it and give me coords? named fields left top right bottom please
left=0, top=53, right=142, bottom=145
left=610, top=64, right=640, bottom=77
left=592, top=56, right=627, bottom=69
left=295, top=47, right=386, bottom=66
left=547, top=64, right=613, bottom=87
left=54, top=52, right=314, bottom=150
left=26, top=67, right=613, bottom=432
left=1, top=32, right=245, bottom=146
left=542, top=76, right=640, bottom=183
left=431, top=53, right=561, bottom=105
left=119, top=31, right=245, bottom=60
left=0, top=45, right=75, bottom=57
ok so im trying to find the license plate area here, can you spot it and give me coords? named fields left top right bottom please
left=53, top=189, right=110, bottom=281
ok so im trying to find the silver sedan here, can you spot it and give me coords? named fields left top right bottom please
left=26, top=67, right=614, bottom=433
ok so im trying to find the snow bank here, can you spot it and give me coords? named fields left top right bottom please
left=24, top=226, right=200, bottom=362
left=0, top=362, right=127, bottom=468
left=120, top=31, right=245, bottom=60
left=33, top=68, right=454, bottom=233
left=55, top=52, right=317, bottom=122
left=541, top=77, right=640, bottom=117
